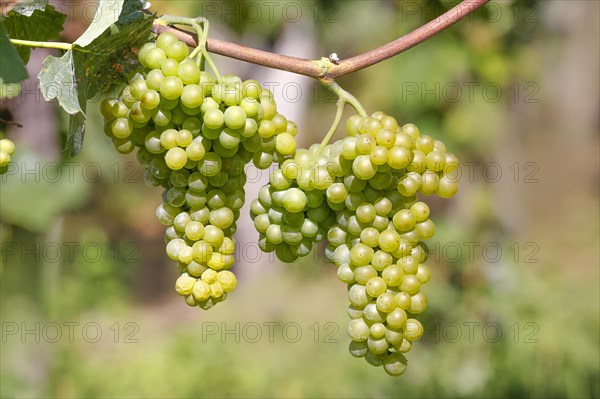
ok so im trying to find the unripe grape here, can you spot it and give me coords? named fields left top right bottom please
left=275, top=132, right=296, bottom=156
left=282, top=188, right=307, bottom=213
left=217, top=271, right=237, bottom=292
left=145, top=47, right=166, bottom=69
left=348, top=284, right=370, bottom=308
left=165, top=147, right=187, bottom=170
left=352, top=155, right=377, bottom=180
left=192, top=280, right=211, bottom=301
left=404, top=319, right=424, bottom=341
left=175, top=273, right=196, bottom=296
left=383, top=352, right=408, bottom=377
left=409, top=292, right=428, bottom=314
left=386, top=308, right=407, bottom=329
left=366, top=277, right=387, bottom=297
left=348, top=318, right=370, bottom=341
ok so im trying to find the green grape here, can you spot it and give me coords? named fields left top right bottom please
left=223, top=106, right=246, bottom=130
left=282, top=188, right=307, bottom=213
left=146, top=69, right=164, bottom=91
left=152, top=108, right=171, bottom=126
left=160, top=76, right=184, bottom=100
left=371, top=250, right=393, bottom=271
left=365, top=350, right=386, bottom=367
left=376, top=129, right=396, bottom=148
left=409, top=292, right=427, bottom=314
left=175, top=273, right=196, bottom=296
left=111, top=118, right=132, bottom=139
left=145, top=47, right=167, bottom=70
left=161, top=58, right=179, bottom=76
left=348, top=318, right=370, bottom=342
left=376, top=293, right=396, bottom=313
left=178, top=61, right=201, bottom=84
left=404, top=319, right=424, bottom=341
left=138, top=42, right=156, bottom=66
left=209, top=207, right=234, bottom=229
left=141, top=89, right=160, bottom=109
left=188, top=171, right=208, bottom=192
left=400, top=275, right=420, bottom=295
left=382, top=265, right=404, bottom=287
left=166, top=41, right=190, bottom=62
left=354, top=265, right=377, bottom=285
left=165, top=147, right=187, bottom=170
left=366, top=277, right=387, bottom=297
left=352, top=155, right=377, bottom=180
left=349, top=340, right=368, bottom=358
left=348, top=284, right=370, bottom=308
left=367, top=337, right=388, bottom=355
left=217, top=271, right=237, bottom=292
left=181, top=84, right=204, bottom=108
left=156, top=32, right=178, bottom=51
left=393, top=209, right=416, bottom=232
left=363, top=303, right=385, bottom=324
left=184, top=221, right=205, bottom=241
left=275, top=132, right=296, bottom=156
left=204, top=108, right=224, bottom=129
left=437, top=174, right=459, bottom=198
left=383, top=352, right=408, bottom=377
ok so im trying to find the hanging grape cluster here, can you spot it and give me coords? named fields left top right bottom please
left=252, top=111, right=459, bottom=375
left=100, top=26, right=459, bottom=377
left=100, top=31, right=298, bottom=309
left=0, top=138, right=15, bottom=174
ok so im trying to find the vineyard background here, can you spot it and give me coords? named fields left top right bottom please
left=1, top=0, right=599, bottom=398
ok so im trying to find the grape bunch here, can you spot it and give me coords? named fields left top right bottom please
left=0, top=138, right=15, bottom=174
left=250, top=145, right=343, bottom=262
left=253, top=111, right=458, bottom=376
left=100, top=31, right=298, bottom=309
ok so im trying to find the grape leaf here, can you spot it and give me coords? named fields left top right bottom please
left=1, top=0, right=66, bottom=63
left=0, top=22, right=28, bottom=83
left=38, top=0, right=152, bottom=156
left=4, top=0, right=49, bottom=16
left=74, top=0, right=125, bottom=47
left=39, top=50, right=81, bottom=114
left=67, top=111, right=87, bottom=156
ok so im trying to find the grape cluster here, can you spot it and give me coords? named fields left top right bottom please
left=253, top=111, right=458, bottom=375
left=250, top=146, right=341, bottom=262
left=0, top=138, right=15, bottom=174
left=100, top=31, right=298, bottom=309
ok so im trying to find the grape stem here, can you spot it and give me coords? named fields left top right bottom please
left=155, top=15, right=198, bottom=27
left=316, top=99, right=346, bottom=156
left=9, top=38, right=72, bottom=51
left=322, top=79, right=368, bottom=117
left=315, top=80, right=368, bottom=156
left=150, top=0, right=488, bottom=79
left=158, top=14, right=222, bottom=83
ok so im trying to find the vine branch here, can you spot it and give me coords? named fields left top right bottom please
left=151, top=0, right=489, bottom=79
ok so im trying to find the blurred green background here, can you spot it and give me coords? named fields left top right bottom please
left=1, top=0, right=599, bottom=397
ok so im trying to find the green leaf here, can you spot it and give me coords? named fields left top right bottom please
left=39, top=50, right=82, bottom=114
left=73, top=12, right=152, bottom=99
left=6, top=0, right=49, bottom=17
left=1, top=0, right=66, bottom=63
left=37, top=0, right=152, bottom=155
left=67, top=109, right=87, bottom=157
left=74, top=0, right=125, bottom=47
left=0, top=22, right=28, bottom=83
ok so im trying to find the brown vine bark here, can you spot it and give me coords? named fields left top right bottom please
left=151, top=0, right=489, bottom=79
